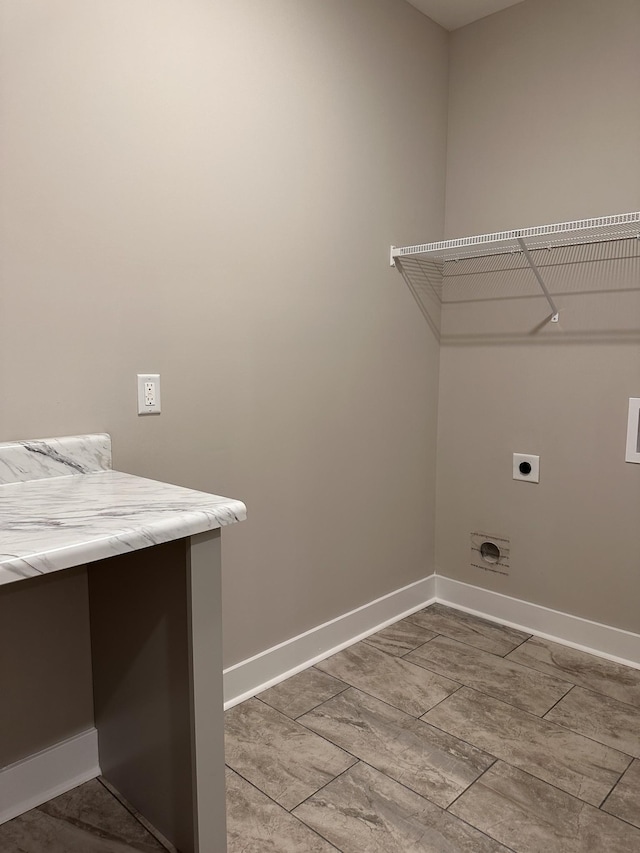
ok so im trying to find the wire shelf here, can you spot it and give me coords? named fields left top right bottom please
left=392, top=211, right=640, bottom=264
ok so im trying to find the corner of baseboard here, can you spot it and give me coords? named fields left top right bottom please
left=0, top=728, right=100, bottom=825
left=223, top=573, right=436, bottom=708
left=436, top=574, right=640, bottom=669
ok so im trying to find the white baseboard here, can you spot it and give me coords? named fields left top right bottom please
left=224, top=572, right=640, bottom=710
left=0, top=728, right=100, bottom=825
left=223, top=575, right=437, bottom=708
left=436, top=575, right=640, bottom=669
left=8, top=574, right=639, bottom=825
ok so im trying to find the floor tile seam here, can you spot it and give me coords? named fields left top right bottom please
left=418, top=704, right=631, bottom=808
left=224, top=760, right=352, bottom=822
left=555, top=680, right=640, bottom=712
left=258, top=682, right=352, bottom=722
left=293, top=705, right=498, bottom=808
left=314, top=638, right=460, bottom=695
left=405, top=654, right=569, bottom=717
left=298, top=687, right=510, bottom=772
left=252, top=685, right=406, bottom=759
left=245, top=695, right=360, bottom=779
left=400, top=630, right=525, bottom=661
left=442, top=757, right=498, bottom=813
left=224, top=765, right=344, bottom=852
left=319, top=754, right=519, bottom=850
left=596, top=768, right=631, bottom=812
left=455, top=758, right=640, bottom=836
left=289, top=759, right=366, bottom=853
left=292, top=683, right=352, bottom=721
left=539, top=711, right=639, bottom=763
left=442, top=759, right=520, bottom=853
left=599, top=781, right=640, bottom=833
left=501, top=655, right=640, bottom=708
left=298, top=680, right=466, bottom=729
left=361, top=633, right=438, bottom=657
left=427, top=682, right=635, bottom=756
left=401, top=618, right=533, bottom=658
left=252, top=692, right=353, bottom=733
left=95, top=777, right=176, bottom=853
left=600, top=757, right=638, bottom=814
left=598, top=806, right=640, bottom=835
left=405, top=638, right=576, bottom=694
left=501, top=633, right=534, bottom=657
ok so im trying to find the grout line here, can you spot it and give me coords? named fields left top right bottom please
left=467, top=760, right=640, bottom=838
left=501, top=655, right=640, bottom=711
left=565, top=682, right=640, bottom=712
left=293, top=685, right=352, bottom=720
left=228, top=610, right=640, bottom=850
left=403, top=653, right=571, bottom=719
left=540, top=711, right=638, bottom=764
left=352, top=757, right=520, bottom=853
left=256, top=676, right=351, bottom=722
left=96, top=777, right=178, bottom=853
left=444, top=766, right=519, bottom=853
left=305, top=673, right=464, bottom=721
left=225, top=765, right=343, bottom=851
left=540, top=681, right=575, bottom=715
left=291, top=760, right=359, bottom=813
left=419, top=686, right=638, bottom=812
left=502, top=634, right=533, bottom=657
left=444, top=758, right=498, bottom=814
left=405, top=631, right=554, bottom=667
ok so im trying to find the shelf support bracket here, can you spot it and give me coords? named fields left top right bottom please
left=517, top=237, right=559, bottom=323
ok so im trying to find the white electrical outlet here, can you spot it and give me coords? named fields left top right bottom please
left=513, top=453, right=539, bottom=483
left=137, top=374, right=161, bottom=415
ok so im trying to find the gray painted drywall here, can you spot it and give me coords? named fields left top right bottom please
left=0, top=569, right=93, bottom=768
left=0, top=0, right=447, bottom=765
left=437, top=0, right=640, bottom=631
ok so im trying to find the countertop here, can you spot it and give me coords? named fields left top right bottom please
left=0, top=434, right=246, bottom=585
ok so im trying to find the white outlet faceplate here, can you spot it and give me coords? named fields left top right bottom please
left=626, top=398, right=640, bottom=463
left=513, top=453, right=539, bottom=483
left=137, top=374, right=161, bottom=415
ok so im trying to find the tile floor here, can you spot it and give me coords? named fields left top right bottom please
left=3, top=603, right=640, bottom=852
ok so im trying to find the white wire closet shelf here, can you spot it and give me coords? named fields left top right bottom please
left=390, top=211, right=640, bottom=323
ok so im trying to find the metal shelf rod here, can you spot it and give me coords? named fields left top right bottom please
left=516, top=237, right=559, bottom=323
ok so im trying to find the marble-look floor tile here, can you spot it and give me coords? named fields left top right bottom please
left=422, top=687, right=630, bottom=805
left=449, top=761, right=640, bottom=853
left=0, top=779, right=166, bottom=853
left=602, top=759, right=640, bottom=829
left=406, top=635, right=571, bottom=715
left=315, top=640, right=459, bottom=717
left=293, top=762, right=511, bottom=853
left=299, top=687, right=494, bottom=808
left=506, top=636, right=640, bottom=707
left=362, top=618, right=437, bottom=656
left=407, top=603, right=530, bottom=656
left=224, top=698, right=356, bottom=810
left=259, top=668, right=348, bottom=719
left=225, top=768, right=337, bottom=852
left=545, top=686, right=640, bottom=758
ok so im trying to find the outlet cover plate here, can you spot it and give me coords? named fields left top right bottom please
left=513, top=453, right=539, bottom=483
left=137, top=374, right=161, bottom=415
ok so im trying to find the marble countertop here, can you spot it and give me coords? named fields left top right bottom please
left=0, top=435, right=246, bottom=586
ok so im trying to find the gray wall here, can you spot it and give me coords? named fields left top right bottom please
left=1, top=0, right=447, bottom=764
left=0, top=570, right=93, bottom=767
left=436, top=0, right=640, bottom=631
left=4, top=0, right=639, bottom=773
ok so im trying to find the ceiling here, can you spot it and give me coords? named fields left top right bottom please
left=406, top=0, right=524, bottom=31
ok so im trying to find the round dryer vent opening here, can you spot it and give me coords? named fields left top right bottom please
left=479, top=541, right=501, bottom=564
left=470, top=532, right=511, bottom=576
